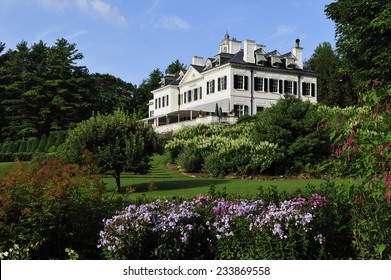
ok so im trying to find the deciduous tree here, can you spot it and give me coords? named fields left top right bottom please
left=61, top=108, right=158, bottom=193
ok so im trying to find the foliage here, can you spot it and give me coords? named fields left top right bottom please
left=0, top=39, right=140, bottom=142
left=304, top=42, right=356, bottom=107
left=98, top=194, right=331, bottom=260
left=177, top=147, right=203, bottom=173
left=252, top=94, right=330, bottom=174
left=0, top=131, right=67, bottom=162
left=330, top=81, right=391, bottom=259
left=0, top=159, right=124, bottom=259
left=134, top=68, right=162, bottom=118
left=165, top=59, right=186, bottom=76
left=165, top=123, right=282, bottom=177
left=60, top=108, right=158, bottom=193
left=325, top=0, right=391, bottom=86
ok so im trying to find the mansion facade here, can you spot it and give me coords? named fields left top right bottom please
left=145, top=33, right=317, bottom=132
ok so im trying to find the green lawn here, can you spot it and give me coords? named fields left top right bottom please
left=101, top=154, right=327, bottom=199
left=0, top=155, right=345, bottom=200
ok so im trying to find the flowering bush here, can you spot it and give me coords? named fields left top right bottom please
left=165, top=123, right=282, bottom=176
left=98, top=194, right=330, bottom=259
left=0, top=159, right=122, bottom=259
left=330, top=81, right=391, bottom=259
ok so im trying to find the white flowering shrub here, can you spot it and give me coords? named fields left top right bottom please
left=165, top=123, right=283, bottom=176
left=98, top=194, right=329, bottom=259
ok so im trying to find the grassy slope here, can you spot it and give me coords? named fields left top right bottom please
left=101, top=154, right=325, bottom=199
left=0, top=155, right=334, bottom=200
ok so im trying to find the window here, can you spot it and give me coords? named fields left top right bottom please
left=184, top=92, right=187, bottom=103
left=150, top=110, right=154, bottom=118
left=162, top=96, right=165, bottom=107
left=158, top=97, right=161, bottom=108
left=166, top=95, right=169, bottom=106
left=218, top=76, right=227, bottom=91
left=193, top=88, right=198, bottom=101
left=188, top=90, right=192, bottom=102
left=302, top=82, right=311, bottom=96
left=270, top=79, right=279, bottom=93
left=207, top=80, right=215, bottom=94
left=284, top=80, right=293, bottom=94
left=234, top=104, right=248, bottom=117
left=254, top=77, right=264, bottom=92
left=234, top=75, right=248, bottom=90
left=155, top=98, right=157, bottom=109
left=199, top=87, right=202, bottom=99
left=256, top=106, right=264, bottom=113
left=178, top=94, right=182, bottom=105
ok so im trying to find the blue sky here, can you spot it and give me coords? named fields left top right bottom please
left=0, top=0, right=336, bottom=85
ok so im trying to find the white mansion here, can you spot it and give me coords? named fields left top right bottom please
left=145, top=33, right=317, bottom=132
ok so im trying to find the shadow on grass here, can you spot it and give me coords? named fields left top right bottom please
left=103, top=178, right=230, bottom=197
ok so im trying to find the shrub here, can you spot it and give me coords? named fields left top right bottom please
left=165, top=123, right=282, bottom=177
left=0, top=159, right=122, bottom=259
left=177, top=147, right=203, bottom=173
left=330, top=82, right=391, bottom=259
left=252, top=94, right=330, bottom=174
left=98, top=195, right=332, bottom=260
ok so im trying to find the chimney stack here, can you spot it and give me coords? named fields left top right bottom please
left=192, top=56, right=205, bottom=66
left=243, top=40, right=255, bottom=64
left=291, top=39, right=303, bottom=69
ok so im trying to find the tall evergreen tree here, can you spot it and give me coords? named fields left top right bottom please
left=305, top=42, right=356, bottom=107
left=165, top=59, right=186, bottom=76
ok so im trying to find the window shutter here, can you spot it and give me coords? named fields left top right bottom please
left=264, top=78, right=268, bottom=92
left=199, top=87, right=202, bottom=99
left=233, top=75, right=238, bottom=89
left=244, top=76, right=248, bottom=90
left=218, top=78, right=221, bottom=91
left=224, top=76, right=227, bottom=90
left=311, top=83, right=316, bottom=97
left=254, top=78, right=259, bottom=91
left=207, top=82, right=210, bottom=94
left=294, top=81, right=297, bottom=95
left=279, top=80, right=283, bottom=94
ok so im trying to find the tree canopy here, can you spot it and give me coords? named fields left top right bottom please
left=305, top=42, right=356, bottom=107
left=325, top=0, right=391, bottom=86
left=252, top=94, right=330, bottom=174
left=0, top=39, right=137, bottom=142
left=61, top=108, right=158, bottom=193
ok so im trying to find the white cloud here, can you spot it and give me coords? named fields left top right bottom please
left=89, top=0, right=128, bottom=28
left=153, top=16, right=190, bottom=30
left=271, top=25, right=297, bottom=38
left=37, top=0, right=128, bottom=27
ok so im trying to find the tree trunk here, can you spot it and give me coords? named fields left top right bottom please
left=114, top=170, right=121, bottom=193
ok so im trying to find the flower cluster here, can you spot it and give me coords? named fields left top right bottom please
left=98, top=194, right=329, bottom=258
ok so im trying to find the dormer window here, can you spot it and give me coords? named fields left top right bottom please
left=256, top=54, right=267, bottom=65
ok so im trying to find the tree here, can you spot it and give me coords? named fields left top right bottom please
left=165, top=59, right=186, bottom=76
left=305, top=42, right=356, bottom=107
left=252, top=94, right=330, bottom=174
left=325, top=0, right=391, bottom=86
left=61, top=108, right=158, bottom=193
left=89, top=73, right=135, bottom=114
